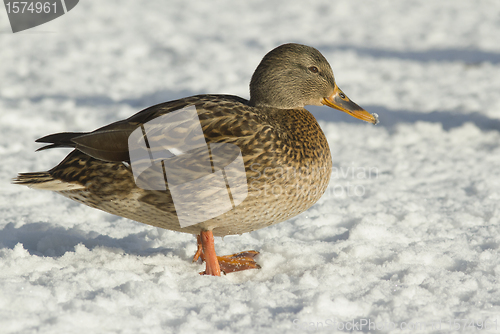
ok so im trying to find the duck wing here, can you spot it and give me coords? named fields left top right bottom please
left=35, top=95, right=252, bottom=163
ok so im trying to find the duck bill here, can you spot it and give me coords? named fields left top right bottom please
left=322, top=86, right=378, bottom=124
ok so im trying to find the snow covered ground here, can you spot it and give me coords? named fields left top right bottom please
left=2, top=0, right=500, bottom=333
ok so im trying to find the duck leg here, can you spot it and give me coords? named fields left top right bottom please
left=192, top=230, right=261, bottom=275
left=199, top=230, right=221, bottom=276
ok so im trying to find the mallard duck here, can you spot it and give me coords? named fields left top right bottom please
left=14, top=43, right=378, bottom=276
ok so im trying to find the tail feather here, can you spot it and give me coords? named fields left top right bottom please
left=36, top=143, right=65, bottom=152
left=35, top=130, right=130, bottom=162
left=35, top=132, right=85, bottom=151
left=12, top=172, right=85, bottom=191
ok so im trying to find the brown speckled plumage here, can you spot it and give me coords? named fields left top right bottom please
left=15, top=94, right=332, bottom=236
left=14, top=43, right=375, bottom=248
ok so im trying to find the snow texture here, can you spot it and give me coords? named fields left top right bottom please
left=2, top=1, right=500, bottom=333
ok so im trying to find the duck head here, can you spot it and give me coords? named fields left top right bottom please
left=249, top=43, right=378, bottom=124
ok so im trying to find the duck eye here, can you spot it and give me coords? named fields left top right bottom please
left=308, top=66, right=319, bottom=73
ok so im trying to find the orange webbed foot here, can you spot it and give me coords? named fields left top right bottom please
left=216, top=250, right=261, bottom=274
left=193, top=231, right=260, bottom=276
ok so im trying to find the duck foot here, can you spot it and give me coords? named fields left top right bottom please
left=217, top=251, right=261, bottom=274
left=192, top=230, right=260, bottom=276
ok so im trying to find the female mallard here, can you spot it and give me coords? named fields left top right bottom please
left=14, top=43, right=378, bottom=276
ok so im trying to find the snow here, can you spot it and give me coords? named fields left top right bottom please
left=1, top=0, right=500, bottom=333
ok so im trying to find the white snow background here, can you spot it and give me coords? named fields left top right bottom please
left=1, top=1, right=500, bottom=333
